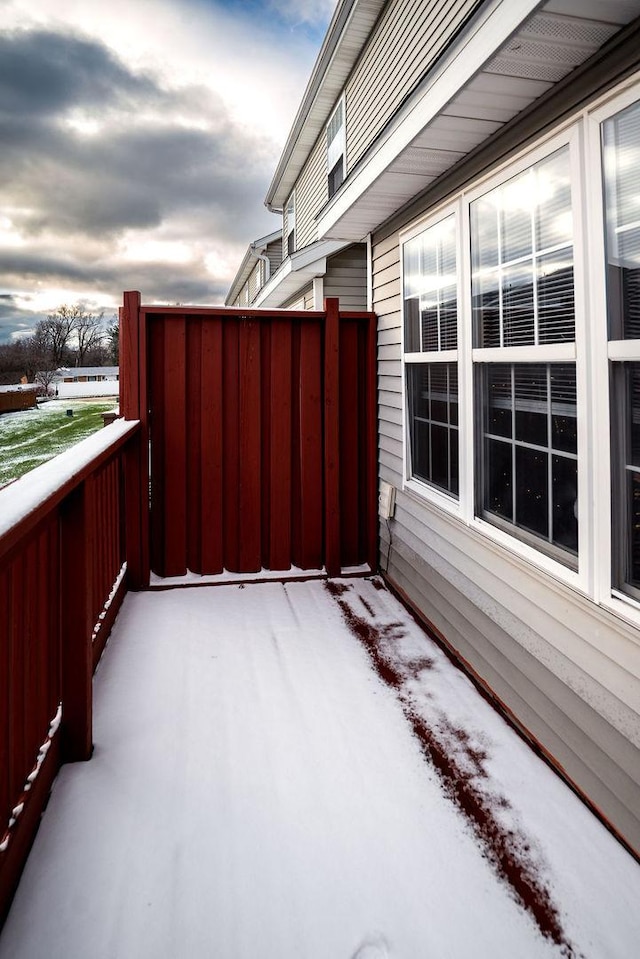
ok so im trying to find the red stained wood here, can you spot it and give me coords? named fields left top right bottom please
left=187, top=320, right=203, bottom=574
left=238, top=318, right=262, bottom=572
left=324, top=298, right=341, bottom=577
left=60, top=487, right=92, bottom=762
left=260, top=322, right=272, bottom=570
left=121, top=291, right=141, bottom=419
left=162, top=317, right=188, bottom=576
left=223, top=322, right=240, bottom=572
left=0, top=565, right=12, bottom=830
left=297, top=320, right=323, bottom=570
left=200, top=319, right=224, bottom=574
left=339, top=319, right=361, bottom=568
left=365, top=313, right=379, bottom=573
left=269, top=319, right=292, bottom=570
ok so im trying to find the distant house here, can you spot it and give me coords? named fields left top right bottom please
left=229, top=0, right=640, bottom=854
left=0, top=384, right=38, bottom=414
left=225, top=230, right=283, bottom=307
left=53, top=367, right=119, bottom=399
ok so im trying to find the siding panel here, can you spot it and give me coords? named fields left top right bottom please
left=296, top=135, right=327, bottom=250
left=346, top=0, right=480, bottom=170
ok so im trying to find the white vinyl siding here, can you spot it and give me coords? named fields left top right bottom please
left=345, top=0, right=479, bottom=170
left=295, top=135, right=327, bottom=250
left=324, top=245, right=367, bottom=310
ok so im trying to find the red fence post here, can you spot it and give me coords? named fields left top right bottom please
left=59, top=485, right=92, bottom=762
left=121, top=292, right=150, bottom=588
left=365, top=311, right=379, bottom=573
left=324, top=298, right=341, bottom=577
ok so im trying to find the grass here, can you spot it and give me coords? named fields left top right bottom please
left=0, top=399, right=118, bottom=487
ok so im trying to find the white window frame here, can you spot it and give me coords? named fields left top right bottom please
left=400, top=201, right=464, bottom=518
left=254, top=261, right=262, bottom=294
left=327, top=95, right=346, bottom=199
left=586, top=77, right=640, bottom=626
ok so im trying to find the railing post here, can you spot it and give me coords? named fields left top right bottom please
left=121, top=291, right=150, bottom=588
left=60, top=485, right=93, bottom=762
left=324, top=297, right=341, bottom=577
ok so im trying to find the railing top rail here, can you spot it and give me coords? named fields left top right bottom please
left=137, top=304, right=375, bottom=321
left=0, top=418, right=140, bottom=561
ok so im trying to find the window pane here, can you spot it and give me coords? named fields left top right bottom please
left=471, top=197, right=498, bottom=272
left=516, top=446, right=548, bottom=538
left=603, top=99, right=640, bottom=340
left=551, top=365, right=577, bottom=454
left=404, top=297, right=420, bottom=352
left=480, top=363, right=577, bottom=561
left=627, top=472, right=640, bottom=588
left=485, top=438, right=513, bottom=521
left=514, top=365, right=547, bottom=447
left=403, top=215, right=457, bottom=353
left=473, top=271, right=500, bottom=348
left=407, top=363, right=458, bottom=497
left=502, top=262, right=534, bottom=345
left=485, top=365, right=512, bottom=438
left=471, top=147, right=574, bottom=348
left=421, top=302, right=439, bottom=352
left=501, top=187, right=532, bottom=262
left=552, top=455, right=578, bottom=553
left=612, top=362, right=640, bottom=594
left=538, top=251, right=575, bottom=343
left=535, top=151, right=573, bottom=250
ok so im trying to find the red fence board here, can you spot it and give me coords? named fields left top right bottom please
left=200, top=319, right=224, bottom=574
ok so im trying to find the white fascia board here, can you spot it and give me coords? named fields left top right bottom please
left=316, top=0, right=541, bottom=240
left=253, top=239, right=348, bottom=308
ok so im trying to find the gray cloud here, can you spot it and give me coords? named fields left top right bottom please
left=0, top=30, right=275, bottom=241
left=0, top=29, right=160, bottom=118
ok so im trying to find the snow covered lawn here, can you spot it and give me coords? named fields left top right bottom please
left=1, top=578, right=638, bottom=959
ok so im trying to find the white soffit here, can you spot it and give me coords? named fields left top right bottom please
left=253, top=239, right=348, bottom=308
left=316, top=0, right=640, bottom=242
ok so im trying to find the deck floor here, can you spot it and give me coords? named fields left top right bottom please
left=1, top=577, right=639, bottom=959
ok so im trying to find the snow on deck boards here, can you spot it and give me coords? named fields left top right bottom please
left=1, top=580, right=639, bottom=959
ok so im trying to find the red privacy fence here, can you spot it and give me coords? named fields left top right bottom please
left=121, top=292, right=378, bottom=579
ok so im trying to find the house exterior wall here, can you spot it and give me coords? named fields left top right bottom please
left=295, top=135, right=327, bottom=250
left=324, top=244, right=368, bottom=310
left=371, top=65, right=640, bottom=852
left=345, top=0, right=480, bottom=170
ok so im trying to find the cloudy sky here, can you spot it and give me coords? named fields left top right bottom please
left=0, top=0, right=335, bottom=342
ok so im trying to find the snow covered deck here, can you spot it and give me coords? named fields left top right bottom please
left=1, top=578, right=639, bottom=959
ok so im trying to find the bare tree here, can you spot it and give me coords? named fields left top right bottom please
left=38, top=307, right=76, bottom=367
left=106, top=317, right=119, bottom=365
left=74, top=309, right=106, bottom=365
left=34, top=367, right=59, bottom=397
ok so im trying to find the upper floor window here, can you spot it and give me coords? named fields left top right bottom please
left=327, top=98, right=346, bottom=199
left=254, top=261, right=262, bottom=294
left=286, top=193, right=295, bottom=256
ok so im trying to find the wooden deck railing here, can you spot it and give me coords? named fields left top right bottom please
left=0, top=418, right=142, bottom=922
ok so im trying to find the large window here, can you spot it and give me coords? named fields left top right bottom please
left=471, top=148, right=578, bottom=564
left=403, top=213, right=459, bottom=498
left=603, top=98, right=640, bottom=598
